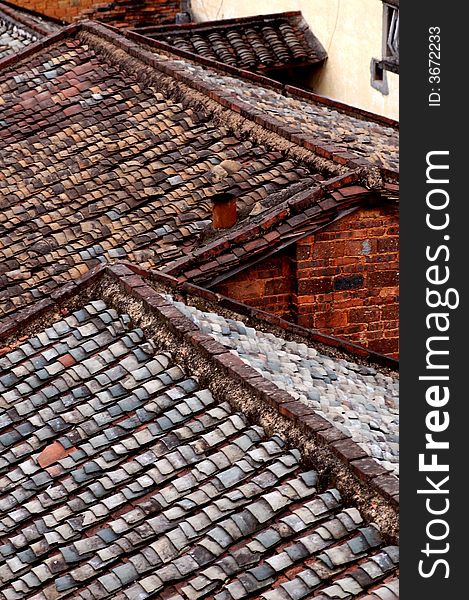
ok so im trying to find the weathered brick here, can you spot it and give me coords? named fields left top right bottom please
left=9, top=0, right=178, bottom=25
left=296, top=244, right=312, bottom=261
left=313, top=311, right=348, bottom=328
left=368, top=337, right=399, bottom=355
left=312, top=240, right=346, bottom=259
left=348, top=307, right=380, bottom=324
left=350, top=457, right=389, bottom=482
left=215, top=252, right=294, bottom=319
left=382, top=304, right=399, bottom=320
left=367, top=270, right=399, bottom=288
left=331, top=439, right=368, bottom=462
left=298, top=278, right=333, bottom=295
left=264, top=279, right=291, bottom=296
left=377, top=237, right=399, bottom=253
left=333, top=274, right=364, bottom=291
left=216, top=203, right=399, bottom=358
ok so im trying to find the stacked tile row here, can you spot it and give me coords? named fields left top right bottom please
left=164, top=294, right=399, bottom=474
left=164, top=181, right=369, bottom=284
left=0, top=14, right=38, bottom=60
left=77, top=0, right=179, bottom=29
left=0, top=0, right=58, bottom=61
left=1, top=0, right=178, bottom=27
left=149, top=19, right=319, bottom=70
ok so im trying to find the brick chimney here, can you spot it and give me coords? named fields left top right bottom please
left=208, top=159, right=242, bottom=229
left=212, top=192, right=237, bottom=229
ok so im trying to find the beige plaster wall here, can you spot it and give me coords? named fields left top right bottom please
left=190, top=0, right=399, bottom=120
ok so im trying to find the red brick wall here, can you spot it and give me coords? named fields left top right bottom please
left=214, top=252, right=295, bottom=321
left=8, top=0, right=179, bottom=26
left=293, top=204, right=399, bottom=357
left=7, top=0, right=92, bottom=21
left=215, top=203, right=399, bottom=358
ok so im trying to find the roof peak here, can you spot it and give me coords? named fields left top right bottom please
left=0, top=262, right=399, bottom=371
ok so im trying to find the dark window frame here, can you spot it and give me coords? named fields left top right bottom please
left=381, top=1, right=399, bottom=74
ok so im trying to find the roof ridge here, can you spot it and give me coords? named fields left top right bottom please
left=161, top=176, right=373, bottom=288
left=121, top=261, right=399, bottom=369
left=81, top=23, right=396, bottom=188
left=0, top=262, right=398, bottom=370
left=161, top=175, right=369, bottom=275
left=76, top=24, right=366, bottom=185
left=122, top=24, right=399, bottom=130
left=0, top=262, right=399, bottom=545
left=0, top=22, right=77, bottom=70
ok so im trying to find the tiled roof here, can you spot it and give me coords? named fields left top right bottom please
left=0, top=19, right=35, bottom=59
left=139, top=51, right=399, bottom=174
left=162, top=180, right=378, bottom=285
left=0, top=263, right=399, bottom=599
left=0, top=1, right=57, bottom=60
left=75, top=0, right=180, bottom=28
left=135, top=11, right=327, bottom=72
left=0, top=22, right=394, bottom=325
left=124, top=27, right=399, bottom=173
left=163, top=294, right=399, bottom=474
left=180, top=67, right=399, bottom=173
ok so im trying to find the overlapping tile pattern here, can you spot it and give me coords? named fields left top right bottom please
left=0, top=300, right=398, bottom=598
left=0, top=17, right=36, bottom=59
left=0, top=1, right=53, bottom=61
left=130, top=23, right=398, bottom=171
left=164, top=182, right=370, bottom=283
left=1, top=23, right=400, bottom=327
left=164, top=296, right=399, bottom=474
left=0, top=1, right=57, bottom=60
left=76, top=0, right=179, bottom=28
left=0, top=32, right=318, bottom=322
left=148, top=49, right=399, bottom=173
left=140, top=13, right=325, bottom=71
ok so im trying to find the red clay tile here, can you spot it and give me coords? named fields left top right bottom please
left=37, top=441, right=75, bottom=468
left=59, top=354, right=76, bottom=367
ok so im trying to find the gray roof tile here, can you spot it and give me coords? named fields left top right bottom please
left=0, top=298, right=398, bottom=598
left=168, top=296, right=399, bottom=474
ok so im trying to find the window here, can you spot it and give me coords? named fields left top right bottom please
left=383, top=2, right=399, bottom=72
left=371, top=1, right=399, bottom=93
